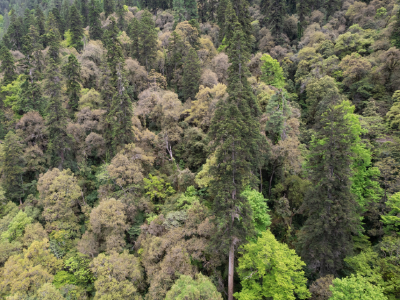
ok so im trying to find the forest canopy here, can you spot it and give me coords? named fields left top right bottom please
left=0, top=0, right=400, bottom=299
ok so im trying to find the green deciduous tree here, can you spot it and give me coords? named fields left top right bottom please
left=382, top=192, right=400, bottom=234
left=329, top=274, right=388, bottom=300
left=235, top=230, right=310, bottom=300
left=165, top=273, right=223, bottom=300
left=1, top=210, right=32, bottom=242
left=241, top=188, right=271, bottom=236
left=260, top=54, right=285, bottom=89
left=297, top=100, right=362, bottom=276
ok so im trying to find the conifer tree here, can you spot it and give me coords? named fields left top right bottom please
left=28, top=25, right=45, bottom=80
left=61, top=0, right=71, bottom=31
left=260, top=0, right=286, bottom=40
left=104, top=0, right=115, bottom=18
left=391, top=8, right=400, bottom=49
left=103, top=18, right=134, bottom=155
left=138, top=10, right=158, bottom=71
left=89, top=0, right=103, bottom=40
left=296, top=0, right=310, bottom=39
left=1, top=131, right=25, bottom=204
left=297, top=101, right=362, bottom=276
left=0, top=46, right=17, bottom=85
left=63, top=54, right=81, bottom=115
left=207, top=2, right=262, bottom=299
left=182, top=47, right=201, bottom=101
left=35, top=6, right=46, bottom=45
left=51, top=7, right=66, bottom=36
left=115, top=0, right=126, bottom=30
left=184, top=0, right=198, bottom=20
left=4, top=9, right=23, bottom=50
left=79, top=0, right=89, bottom=27
left=173, top=0, right=185, bottom=22
left=216, top=0, right=228, bottom=41
left=165, top=30, right=184, bottom=84
left=22, top=8, right=34, bottom=37
left=44, top=30, right=71, bottom=169
left=127, top=17, right=139, bottom=58
left=69, top=5, right=84, bottom=51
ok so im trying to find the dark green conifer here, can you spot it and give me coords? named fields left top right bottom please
left=44, top=35, right=71, bottom=169
left=35, top=6, right=46, bottom=45
left=127, top=17, right=139, bottom=58
left=51, top=7, right=66, bottom=36
left=63, top=54, right=81, bottom=115
left=297, top=101, right=362, bottom=276
left=260, top=0, right=286, bottom=40
left=207, top=2, right=262, bottom=299
left=69, top=5, right=84, bottom=51
left=1, top=131, right=25, bottom=204
left=182, top=47, right=201, bottom=101
left=138, top=10, right=158, bottom=70
left=103, top=18, right=134, bottom=155
left=216, top=0, right=228, bottom=41
left=79, top=0, right=90, bottom=27
left=391, top=8, right=400, bottom=49
left=184, top=0, right=198, bottom=20
left=116, top=0, right=126, bottom=30
left=104, top=0, right=115, bottom=18
left=4, top=10, right=23, bottom=50
left=89, top=0, right=103, bottom=40
left=0, top=46, right=17, bottom=85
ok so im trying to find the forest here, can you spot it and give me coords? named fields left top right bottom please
left=0, top=0, right=399, bottom=298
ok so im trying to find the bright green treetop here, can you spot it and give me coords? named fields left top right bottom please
left=235, top=230, right=310, bottom=300
left=260, top=54, right=285, bottom=89
left=329, top=274, right=387, bottom=300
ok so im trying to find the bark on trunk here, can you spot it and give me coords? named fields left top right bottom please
left=228, top=239, right=235, bottom=300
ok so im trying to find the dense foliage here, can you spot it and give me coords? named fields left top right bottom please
left=0, top=0, right=400, bottom=299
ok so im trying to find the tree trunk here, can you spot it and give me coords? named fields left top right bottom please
left=228, top=238, right=235, bottom=300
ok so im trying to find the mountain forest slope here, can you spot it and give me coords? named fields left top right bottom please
left=0, top=0, right=400, bottom=299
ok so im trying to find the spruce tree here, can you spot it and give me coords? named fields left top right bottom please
left=103, top=18, right=134, bottom=155
left=207, top=2, right=262, bottom=299
left=51, top=7, right=66, bottom=36
left=184, top=0, right=198, bottom=20
left=0, top=46, right=17, bottom=85
left=104, top=0, right=115, bottom=18
left=138, top=10, right=158, bottom=71
left=391, top=8, right=400, bottom=49
left=79, top=0, right=89, bottom=27
left=4, top=9, right=23, bottom=50
left=35, top=6, right=46, bottom=45
left=69, top=5, right=84, bottom=51
left=63, top=54, right=81, bottom=115
left=216, top=0, right=228, bottom=41
left=260, top=0, right=286, bottom=40
left=61, top=0, right=71, bottom=31
left=115, top=0, right=126, bottom=30
left=89, top=0, right=103, bottom=40
left=44, top=30, right=71, bottom=169
left=297, top=101, right=362, bottom=276
left=182, top=47, right=201, bottom=101
left=127, top=17, right=139, bottom=58
left=296, top=0, right=310, bottom=39
left=165, top=30, right=184, bottom=84
left=1, top=131, right=25, bottom=204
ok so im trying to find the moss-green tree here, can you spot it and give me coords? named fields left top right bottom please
left=69, top=5, right=84, bottom=51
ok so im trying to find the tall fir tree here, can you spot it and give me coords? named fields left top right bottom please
left=0, top=46, right=17, bottom=85
left=69, top=5, right=84, bottom=51
left=297, top=101, right=362, bottom=277
left=44, top=29, right=71, bottom=169
left=103, top=18, right=134, bottom=155
left=104, top=0, right=115, bottom=17
left=127, top=17, right=139, bottom=58
left=216, top=0, right=228, bottom=41
left=207, top=2, right=262, bottom=300
left=35, top=6, right=46, bottom=46
left=1, top=131, right=25, bottom=204
left=61, top=0, right=71, bottom=31
left=184, top=0, right=198, bottom=20
left=182, top=47, right=201, bottom=101
left=260, top=0, right=286, bottom=40
left=63, top=54, right=81, bottom=116
left=79, top=0, right=89, bottom=27
left=115, top=0, right=126, bottom=30
left=296, top=0, right=311, bottom=39
left=138, top=10, right=158, bottom=71
left=391, top=7, right=400, bottom=49
left=173, top=0, right=185, bottom=22
left=165, top=30, right=184, bottom=84
left=4, top=9, right=23, bottom=50
left=51, top=7, right=66, bottom=36
left=89, top=0, right=103, bottom=40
